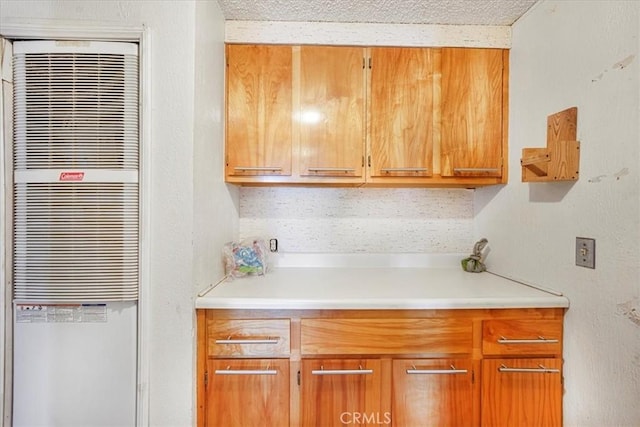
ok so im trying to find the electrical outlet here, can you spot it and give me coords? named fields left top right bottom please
left=269, top=238, right=278, bottom=252
left=576, top=237, right=595, bottom=269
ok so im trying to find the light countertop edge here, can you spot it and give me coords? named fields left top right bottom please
left=195, top=256, right=569, bottom=310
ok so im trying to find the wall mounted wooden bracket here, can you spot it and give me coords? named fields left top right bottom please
left=521, top=107, right=580, bottom=182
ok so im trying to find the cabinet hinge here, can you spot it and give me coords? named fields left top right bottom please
left=204, top=371, right=208, bottom=388
left=297, top=370, right=301, bottom=386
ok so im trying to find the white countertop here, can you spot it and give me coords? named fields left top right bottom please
left=196, top=254, right=569, bottom=310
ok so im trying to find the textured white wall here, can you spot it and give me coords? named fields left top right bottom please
left=226, top=20, right=512, bottom=47
left=239, top=188, right=473, bottom=253
left=1, top=1, right=235, bottom=425
left=475, top=1, right=640, bottom=425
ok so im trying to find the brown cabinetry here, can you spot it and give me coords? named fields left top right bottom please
left=299, top=46, right=366, bottom=181
left=225, top=44, right=293, bottom=179
left=207, top=358, right=290, bottom=427
left=392, top=358, right=474, bottom=427
left=481, top=318, right=564, bottom=427
left=224, top=44, right=508, bottom=187
left=368, top=47, right=437, bottom=183
left=199, top=316, right=291, bottom=427
left=301, top=359, right=383, bottom=427
left=197, top=308, right=564, bottom=426
left=441, top=48, right=507, bottom=178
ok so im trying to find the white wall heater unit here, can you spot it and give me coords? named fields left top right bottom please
left=11, top=40, right=139, bottom=427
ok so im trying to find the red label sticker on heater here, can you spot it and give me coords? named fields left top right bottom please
left=59, top=172, right=85, bottom=181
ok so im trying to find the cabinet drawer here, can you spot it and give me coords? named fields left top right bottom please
left=301, top=318, right=472, bottom=355
left=208, top=319, right=290, bottom=357
left=483, top=319, right=562, bottom=356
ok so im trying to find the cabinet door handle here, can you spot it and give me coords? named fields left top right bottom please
left=498, top=364, right=560, bottom=374
left=215, top=337, right=279, bottom=345
left=453, top=167, right=500, bottom=173
left=406, top=364, right=468, bottom=375
left=307, top=167, right=356, bottom=173
left=380, top=167, right=429, bottom=173
left=312, top=365, right=373, bottom=375
left=215, top=368, right=278, bottom=375
left=233, top=166, right=282, bottom=172
left=497, top=336, right=559, bottom=344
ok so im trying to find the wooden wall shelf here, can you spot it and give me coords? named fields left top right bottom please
left=521, top=107, right=580, bottom=182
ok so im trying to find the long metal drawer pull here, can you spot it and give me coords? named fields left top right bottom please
left=215, top=336, right=279, bottom=345
left=380, top=167, right=429, bottom=173
left=234, top=166, right=282, bottom=172
left=215, top=366, right=277, bottom=376
left=498, top=336, right=559, bottom=344
left=307, top=167, right=356, bottom=173
left=406, top=364, right=468, bottom=375
left=312, top=365, right=373, bottom=375
left=498, top=364, right=560, bottom=374
left=453, top=168, right=500, bottom=173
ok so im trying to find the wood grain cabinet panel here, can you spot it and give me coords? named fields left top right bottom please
left=207, top=318, right=290, bottom=357
left=481, top=358, right=562, bottom=427
left=225, top=44, right=508, bottom=187
left=207, top=358, right=289, bottom=427
left=300, top=318, right=472, bottom=355
left=197, top=308, right=564, bottom=427
left=392, top=359, right=474, bottom=427
left=441, top=48, right=505, bottom=178
left=299, top=46, right=366, bottom=179
left=368, top=47, right=437, bottom=181
left=483, top=319, right=563, bottom=356
left=301, top=359, right=383, bottom=427
left=225, top=44, right=293, bottom=178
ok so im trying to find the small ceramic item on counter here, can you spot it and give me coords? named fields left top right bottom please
left=461, top=238, right=489, bottom=273
left=223, top=238, right=268, bottom=278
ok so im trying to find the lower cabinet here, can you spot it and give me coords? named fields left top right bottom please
left=301, top=359, right=383, bottom=427
left=392, top=359, right=474, bottom=427
left=481, top=358, right=563, bottom=427
left=197, top=308, right=564, bottom=427
left=206, top=359, right=289, bottom=427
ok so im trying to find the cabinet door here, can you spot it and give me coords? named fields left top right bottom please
left=369, top=47, right=437, bottom=179
left=299, top=46, right=366, bottom=179
left=207, top=358, right=289, bottom=427
left=441, top=48, right=504, bottom=178
left=226, top=44, right=292, bottom=177
left=481, top=358, right=562, bottom=427
left=301, top=359, right=384, bottom=427
left=392, top=359, right=474, bottom=427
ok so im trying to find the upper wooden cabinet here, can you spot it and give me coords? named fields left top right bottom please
left=368, top=47, right=437, bottom=182
left=299, top=46, right=366, bottom=180
left=224, top=44, right=509, bottom=187
left=441, top=48, right=507, bottom=178
left=225, top=44, right=293, bottom=179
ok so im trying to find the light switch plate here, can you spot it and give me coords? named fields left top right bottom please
left=576, top=237, right=595, bottom=269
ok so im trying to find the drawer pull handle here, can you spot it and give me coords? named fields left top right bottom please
left=498, top=364, right=560, bottom=374
left=215, top=336, right=279, bottom=345
left=312, top=365, right=373, bottom=376
left=497, top=336, right=559, bottom=344
left=307, top=167, right=356, bottom=173
left=234, top=167, right=282, bottom=172
left=406, top=364, right=468, bottom=375
left=215, top=365, right=277, bottom=376
left=453, top=167, right=500, bottom=173
left=380, top=167, right=429, bottom=173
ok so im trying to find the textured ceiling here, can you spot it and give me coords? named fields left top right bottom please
left=216, top=0, right=538, bottom=25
